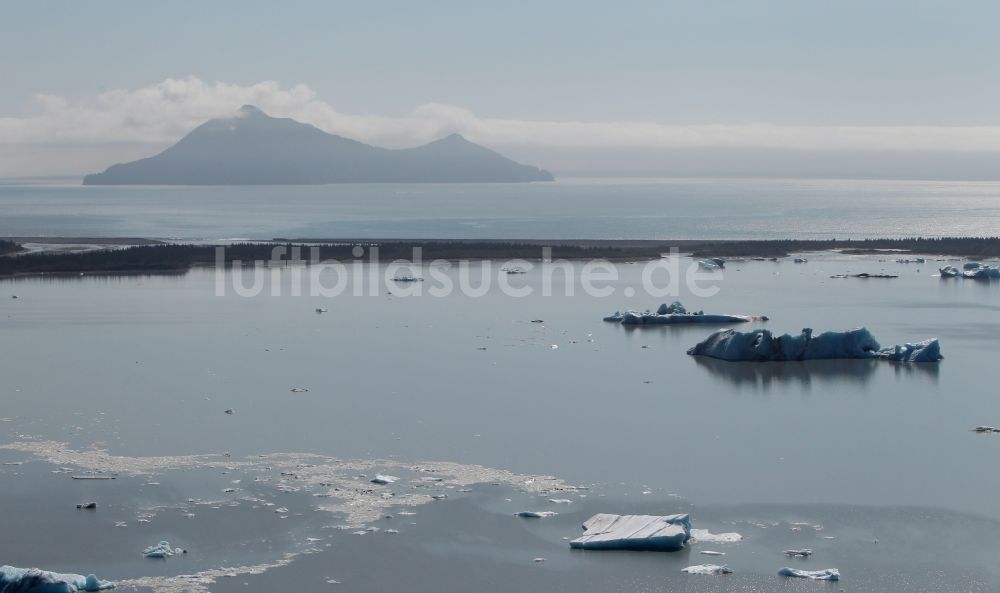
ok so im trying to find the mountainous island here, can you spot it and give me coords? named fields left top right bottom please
left=82, top=105, right=554, bottom=185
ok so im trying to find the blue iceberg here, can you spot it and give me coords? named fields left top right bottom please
left=1, top=566, right=115, bottom=592
left=687, top=327, right=942, bottom=362
left=940, top=263, right=1000, bottom=279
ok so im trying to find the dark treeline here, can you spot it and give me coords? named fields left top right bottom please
left=1, top=238, right=998, bottom=277
left=0, top=240, right=22, bottom=256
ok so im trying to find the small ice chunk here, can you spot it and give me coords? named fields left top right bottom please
left=682, top=564, right=733, bottom=575
left=548, top=498, right=573, bottom=504
left=569, top=513, right=691, bottom=551
left=142, top=540, right=183, bottom=559
left=370, top=475, right=399, bottom=485
left=516, top=511, right=558, bottom=519
left=699, top=550, right=725, bottom=556
left=690, top=529, right=743, bottom=543
left=778, top=567, right=840, bottom=581
left=784, top=549, right=813, bottom=557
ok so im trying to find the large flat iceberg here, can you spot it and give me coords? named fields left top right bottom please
left=1, top=566, right=115, bottom=592
left=569, top=513, right=692, bottom=551
left=604, top=302, right=759, bottom=326
left=687, top=327, right=942, bottom=362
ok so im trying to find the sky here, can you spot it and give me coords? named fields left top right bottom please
left=2, top=0, right=1000, bottom=178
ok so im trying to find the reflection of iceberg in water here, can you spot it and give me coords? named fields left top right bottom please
left=694, top=356, right=879, bottom=387
left=693, top=356, right=940, bottom=388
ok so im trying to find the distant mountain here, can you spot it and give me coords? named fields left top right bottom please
left=82, top=105, right=553, bottom=185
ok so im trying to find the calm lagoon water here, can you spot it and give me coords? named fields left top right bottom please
left=2, top=253, right=999, bottom=592
left=3, top=177, right=1000, bottom=239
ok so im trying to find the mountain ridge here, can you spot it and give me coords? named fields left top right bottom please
left=82, top=106, right=553, bottom=185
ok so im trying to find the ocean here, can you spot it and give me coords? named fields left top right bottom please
left=2, top=177, right=1000, bottom=240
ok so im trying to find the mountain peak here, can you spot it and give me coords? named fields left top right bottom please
left=237, top=104, right=267, bottom=117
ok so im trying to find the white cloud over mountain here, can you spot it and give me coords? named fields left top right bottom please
left=4, top=76, right=1000, bottom=153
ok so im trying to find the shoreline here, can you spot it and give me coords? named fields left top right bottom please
left=1, top=236, right=998, bottom=278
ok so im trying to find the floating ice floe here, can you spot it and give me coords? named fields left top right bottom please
left=370, top=475, right=399, bottom=485
left=940, top=263, right=1000, bottom=279
left=698, top=258, right=726, bottom=270
left=0, top=566, right=115, bottom=592
left=690, top=529, right=743, bottom=543
left=699, top=550, right=725, bottom=556
left=569, top=513, right=692, bottom=551
left=794, top=258, right=808, bottom=263
left=682, top=564, right=733, bottom=575
left=687, top=327, right=942, bottom=363
left=142, top=541, right=184, bottom=559
left=516, top=511, right=558, bottom=519
left=784, top=549, right=813, bottom=557
left=604, top=301, right=760, bottom=326
left=971, top=426, right=999, bottom=433
left=391, top=276, right=423, bottom=282
left=778, top=567, right=840, bottom=581
left=830, top=273, right=897, bottom=279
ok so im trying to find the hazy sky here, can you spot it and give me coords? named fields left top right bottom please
left=3, top=0, right=1000, bottom=178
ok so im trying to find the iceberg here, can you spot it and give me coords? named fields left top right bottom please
left=940, top=263, right=1000, bottom=279
left=604, top=302, right=758, bottom=326
left=783, top=549, right=813, bottom=557
left=516, top=511, right=558, bottom=518
left=778, top=567, right=840, bottom=581
left=657, top=301, right=687, bottom=315
left=682, top=564, right=733, bottom=575
left=687, top=327, right=942, bottom=363
left=1, top=566, right=115, bottom=592
left=698, top=258, right=726, bottom=270
left=142, top=541, right=184, bottom=559
left=569, top=513, right=692, bottom=551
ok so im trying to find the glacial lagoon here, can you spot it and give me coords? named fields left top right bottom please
left=2, top=254, right=999, bottom=592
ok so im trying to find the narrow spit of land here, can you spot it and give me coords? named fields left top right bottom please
left=0, top=237, right=998, bottom=277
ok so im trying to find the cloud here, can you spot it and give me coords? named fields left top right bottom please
left=4, top=76, right=1000, bottom=153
